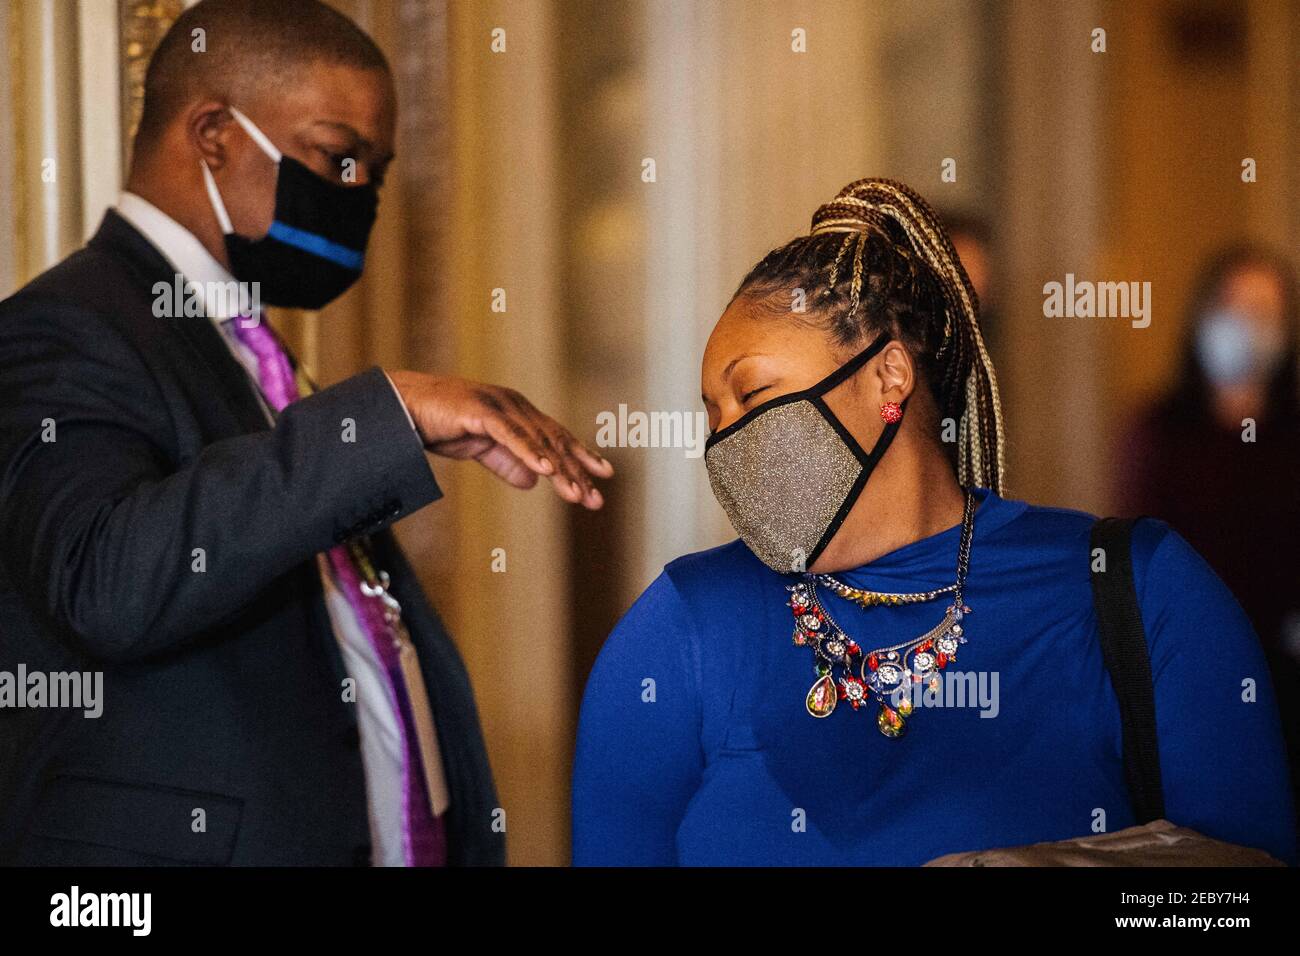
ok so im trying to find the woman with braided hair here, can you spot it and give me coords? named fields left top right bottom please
left=572, top=179, right=1295, bottom=866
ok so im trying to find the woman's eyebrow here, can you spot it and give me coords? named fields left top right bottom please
left=722, top=352, right=769, bottom=382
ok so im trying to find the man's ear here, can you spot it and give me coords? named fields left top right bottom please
left=188, top=101, right=235, bottom=170
left=875, top=341, right=916, bottom=401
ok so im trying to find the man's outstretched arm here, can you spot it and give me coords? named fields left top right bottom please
left=0, top=299, right=610, bottom=663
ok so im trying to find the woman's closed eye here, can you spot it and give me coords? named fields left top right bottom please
left=741, top=384, right=773, bottom=404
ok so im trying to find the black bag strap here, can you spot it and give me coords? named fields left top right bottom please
left=1089, top=517, right=1166, bottom=824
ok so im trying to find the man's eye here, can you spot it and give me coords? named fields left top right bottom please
left=320, top=149, right=353, bottom=175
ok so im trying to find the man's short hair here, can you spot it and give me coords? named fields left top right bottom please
left=136, top=0, right=388, bottom=146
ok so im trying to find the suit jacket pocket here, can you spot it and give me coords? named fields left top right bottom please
left=30, top=772, right=243, bottom=865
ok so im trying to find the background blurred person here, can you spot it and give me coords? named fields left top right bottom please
left=941, top=210, right=999, bottom=348
left=1116, top=243, right=1300, bottom=831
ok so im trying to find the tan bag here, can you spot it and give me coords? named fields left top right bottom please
left=924, top=819, right=1285, bottom=867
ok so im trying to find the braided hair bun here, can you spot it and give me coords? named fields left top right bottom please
left=734, top=177, right=1005, bottom=494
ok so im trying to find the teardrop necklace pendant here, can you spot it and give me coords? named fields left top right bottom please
left=806, top=673, right=837, bottom=718
left=877, top=703, right=906, bottom=738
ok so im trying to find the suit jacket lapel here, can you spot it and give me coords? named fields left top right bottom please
left=89, top=210, right=270, bottom=436
left=168, top=315, right=272, bottom=436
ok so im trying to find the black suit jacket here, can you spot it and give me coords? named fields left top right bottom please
left=0, top=211, right=505, bottom=866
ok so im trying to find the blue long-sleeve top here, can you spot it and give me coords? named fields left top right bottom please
left=572, top=488, right=1297, bottom=865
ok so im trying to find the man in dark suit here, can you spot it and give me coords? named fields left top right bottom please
left=0, top=0, right=609, bottom=866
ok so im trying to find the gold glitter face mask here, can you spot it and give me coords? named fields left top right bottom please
left=704, top=332, right=906, bottom=573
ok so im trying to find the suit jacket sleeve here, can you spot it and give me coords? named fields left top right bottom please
left=0, top=298, right=442, bottom=662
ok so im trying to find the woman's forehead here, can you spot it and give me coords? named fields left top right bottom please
left=703, top=300, right=839, bottom=385
left=704, top=301, right=784, bottom=368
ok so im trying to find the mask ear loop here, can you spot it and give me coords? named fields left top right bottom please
left=800, top=396, right=908, bottom=570
left=227, top=106, right=282, bottom=163
left=806, top=330, right=895, bottom=469
left=199, top=106, right=282, bottom=237
left=200, top=160, right=234, bottom=235
left=802, top=334, right=908, bottom=570
left=807, top=331, right=892, bottom=398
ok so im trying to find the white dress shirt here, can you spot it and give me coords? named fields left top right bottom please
left=116, top=193, right=449, bottom=866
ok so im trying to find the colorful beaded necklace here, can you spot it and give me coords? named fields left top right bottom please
left=785, top=489, right=975, bottom=738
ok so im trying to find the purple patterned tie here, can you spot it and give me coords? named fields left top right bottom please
left=229, top=315, right=447, bottom=867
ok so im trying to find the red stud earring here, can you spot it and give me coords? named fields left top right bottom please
left=879, top=401, right=903, bottom=424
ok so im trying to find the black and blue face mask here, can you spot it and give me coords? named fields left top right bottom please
left=704, top=331, right=907, bottom=573
left=201, top=106, right=378, bottom=310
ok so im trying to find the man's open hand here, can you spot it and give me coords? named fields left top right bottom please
left=387, top=371, right=612, bottom=509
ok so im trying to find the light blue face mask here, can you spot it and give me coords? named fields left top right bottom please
left=1195, top=309, right=1285, bottom=387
